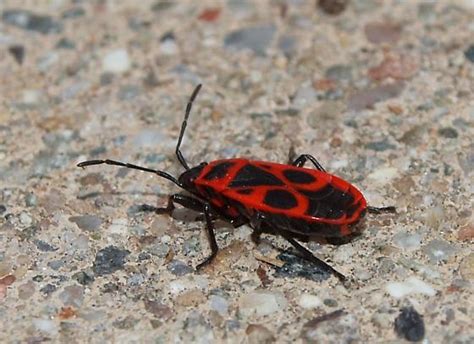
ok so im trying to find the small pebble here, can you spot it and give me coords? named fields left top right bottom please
left=72, top=271, right=94, bottom=285
left=25, top=193, right=37, bottom=207
left=298, top=294, right=323, bottom=309
left=438, top=127, right=458, bottom=138
left=69, top=215, right=102, bottom=232
left=32, top=319, right=58, bottom=335
left=239, top=290, right=288, bottom=317
left=459, top=253, right=474, bottom=280
left=33, top=239, right=57, bottom=252
left=347, top=82, right=405, bottom=111
left=113, top=315, right=138, bottom=330
left=464, top=45, right=474, bottom=63
left=102, top=49, right=131, bottom=74
left=422, top=239, right=455, bottom=264
left=144, top=299, right=173, bottom=320
left=55, top=37, right=75, bottom=49
left=149, top=242, right=169, bottom=258
left=364, top=21, right=402, bottom=44
left=0, top=205, right=6, bottom=214
left=318, top=0, right=348, bottom=15
left=246, top=324, right=275, bottom=344
left=393, top=232, right=422, bottom=251
left=209, top=295, right=228, bottom=316
left=386, top=277, right=436, bottom=298
left=59, top=285, right=84, bottom=308
left=365, top=138, right=396, bottom=151
left=224, top=24, right=276, bottom=56
left=2, top=9, right=62, bottom=34
left=61, top=7, right=85, bottom=19
left=8, top=45, right=25, bottom=65
left=167, top=260, right=193, bottom=276
left=127, top=273, right=146, bottom=286
left=394, top=307, right=425, bottom=342
left=274, top=251, right=331, bottom=282
left=92, top=246, right=130, bottom=276
left=39, top=283, right=57, bottom=295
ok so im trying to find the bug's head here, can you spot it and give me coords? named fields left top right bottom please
left=178, top=162, right=207, bottom=192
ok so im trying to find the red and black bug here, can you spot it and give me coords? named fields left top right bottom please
left=77, top=84, right=395, bottom=282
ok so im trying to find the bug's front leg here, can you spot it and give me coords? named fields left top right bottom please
left=291, top=154, right=326, bottom=172
left=140, top=194, right=205, bottom=215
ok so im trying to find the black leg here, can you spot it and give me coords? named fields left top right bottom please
left=195, top=203, right=219, bottom=270
left=153, top=194, right=205, bottom=215
left=150, top=194, right=220, bottom=270
left=250, top=212, right=266, bottom=244
left=279, top=232, right=346, bottom=282
left=367, top=206, right=396, bottom=214
left=291, top=154, right=326, bottom=172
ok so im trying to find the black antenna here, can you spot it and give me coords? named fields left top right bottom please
left=77, top=159, right=181, bottom=187
left=175, top=84, right=202, bottom=170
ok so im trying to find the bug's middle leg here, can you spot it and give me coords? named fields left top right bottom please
left=145, top=194, right=220, bottom=270
left=291, top=154, right=326, bottom=172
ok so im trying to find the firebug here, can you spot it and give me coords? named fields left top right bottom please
left=77, top=84, right=395, bottom=282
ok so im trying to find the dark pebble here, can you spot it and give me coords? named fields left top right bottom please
left=323, top=298, right=338, bottom=307
left=32, top=275, right=44, bottom=282
left=0, top=205, right=6, bottom=214
left=273, top=251, right=331, bottom=282
left=318, top=0, right=349, bottom=15
left=160, top=31, right=175, bottom=42
left=464, top=45, right=474, bottom=63
left=40, top=283, right=57, bottom=295
left=365, top=138, right=396, bottom=151
left=72, top=271, right=95, bottom=285
left=167, top=260, right=193, bottom=276
left=55, top=37, right=76, bottom=49
left=102, top=282, right=119, bottom=293
left=438, top=127, right=458, bottom=139
left=394, top=307, right=425, bottom=342
left=2, top=9, right=62, bottom=34
left=62, top=7, right=85, bottom=19
left=93, top=246, right=130, bottom=276
left=48, top=258, right=66, bottom=270
left=224, top=24, right=276, bottom=56
left=34, top=239, right=57, bottom=252
left=8, top=45, right=25, bottom=65
left=138, top=252, right=151, bottom=261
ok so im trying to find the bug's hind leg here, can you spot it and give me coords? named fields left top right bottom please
left=291, top=154, right=326, bottom=172
left=279, top=231, right=346, bottom=282
left=367, top=206, right=396, bottom=214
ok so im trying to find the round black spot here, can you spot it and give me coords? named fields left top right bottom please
left=283, top=169, right=316, bottom=184
left=264, top=189, right=298, bottom=209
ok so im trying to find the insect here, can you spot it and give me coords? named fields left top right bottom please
left=78, top=84, right=395, bottom=282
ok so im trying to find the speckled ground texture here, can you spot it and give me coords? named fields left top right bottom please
left=0, top=1, right=473, bottom=343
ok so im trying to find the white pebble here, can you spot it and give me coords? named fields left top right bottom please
left=108, top=218, right=128, bottom=235
left=386, top=277, right=436, bottom=299
left=209, top=295, right=228, bottom=316
left=298, top=294, right=322, bottom=309
left=102, top=49, right=130, bottom=73
left=33, top=319, right=58, bottom=335
left=239, top=290, right=287, bottom=317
